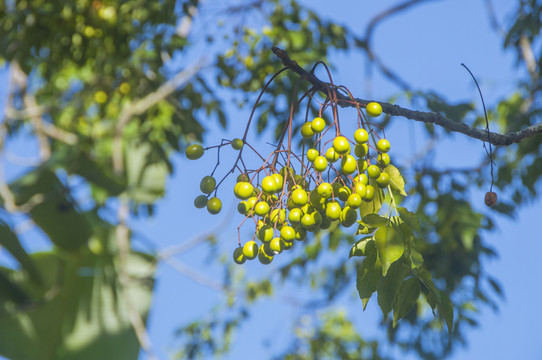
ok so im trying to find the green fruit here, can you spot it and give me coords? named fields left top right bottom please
left=237, top=173, right=250, bottom=182
left=366, top=102, right=382, bottom=117
left=258, top=245, right=273, bottom=264
left=340, top=155, right=357, bottom=175
left=376, top=173, right=390, bottom=188
left=200, top=176, right=216, bottom=194
left=257, top=224, right=274, bottom=242
left=338, top=186, right=351, bottom=201
left=233, top=247, right=246, bottom=264
left=354, top=128, right=369, bottom=143
left=309, top=190, right=326, bottom=209
left=307, top=148, right=319, bottom=162
left=291, top=188, right=308, bottom=206
left=234, top=182, right=254, bottom=199
left=271, top=173, right=284, bottom=190
left=311, top=117, right=326, bottom=133
left=357, top=158, right=368, bottom=172
left=377, top=153, right=391, bottom=167
left=367, top=165, right=381, bottom=179
left=283, top=240, right=294, bottom=250
left=231, top=138, right=244, bottom=150
left=317, top=182, right=332, bottom=198
left=237, top=201, right=248, bottom=215
left=243, top=241, right=259, bottom=260
left=333, top=136, right=351, bottom=155
left=347, top=193, right=362, bottom=209
left=354, top=143, right=368, bottom=158
left=206, top=197, right=222, bottom=214
left=319, top=216, right=331, bottom=230
left=313, top=156, right=328, bottom=172
left=254, top=201, right=270, bottom=216
left=288, top=208, right=303, bottom=224
left=325, top=201, right=341, bottom=220
left=261, top=175, right=277, bottom=193
left=300, top=122, right=315, bottom=138
left=354, top=182, right=367, bottom=198
left=354, top=173, right=369, bottom=186
left=295, top=226, right=307, bottom=241
left=340, top=206, right=357, bottom=227
left=185, top=144, right=204, bottom=160
left=280, top=226, right=296, bottom=242
left=269, top=237, right=284, bottom=254
left=364, top=185, right=376, bottom=201
left=301, top=213, right=316, bottom=230
left=325, top=147, right=340, bottom=163
left=376, top=139, right=391, bottom=153
left=270, top=208, right=286, bottom=224
left=245, top=196, right=258, bottom=214
left=194, top=195, right=208, bottom=209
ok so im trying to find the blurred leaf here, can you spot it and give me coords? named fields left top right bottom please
left=0, top=221, right=42, bottom=285
left=125, top=142, right=168, bottom=204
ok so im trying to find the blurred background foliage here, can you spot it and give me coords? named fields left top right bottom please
left=0, top=0, right=541, bottom=359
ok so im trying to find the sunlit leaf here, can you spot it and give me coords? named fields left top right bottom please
left=374, top=226, right=404, bottom=275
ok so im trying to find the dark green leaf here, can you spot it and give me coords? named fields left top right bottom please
left=348, top=236, right=373, bottom=258
left=377, top=260, right=407, bottom=320
left=397, top=207, right=420, bottom=232
left=393, top=277, right=421, bottom=327
left=356, top=240, right=381, bottom=310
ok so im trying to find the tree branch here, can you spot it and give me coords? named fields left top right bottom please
left=271, top=46, right=542, bottom=146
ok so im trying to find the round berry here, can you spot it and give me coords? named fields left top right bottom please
left=367, top=165, right=381, bottom=179
left=366, top=102, right=382, bottom=117
left=313, top=156, right=328, bottom=172
left=261, top=175, right=277, bottom=193
left=311, top=117, right=326, bottom=133
left=333, top=136, right=351, bottom=155
left=377, top=153, right=391, bottom=167
left=233, top=247, right=246, bottom=264
left=234, top=182, right=254, bottom=199
left=258, top=245, right=273, bottom=264
left=280, top=226, right=296, bottom=242
left=340, top=155, right=357, bottom=175
left=243, top=241, right=258, bottom=260
left=364, top=185, right=376, bottom=201
left=291, top=188, right=308, bottom=206
left=307, top=148, right=319, bottom=162
left=269, top=237, right=284, bottom=254
left=254, top=201, right=270, bottom=216
left=347, top=193, right=362, bottom=209
left=300, top=122, right=315, bottom=138
left=185, top=144, right=204, bottom=160
left=288, top=208, right=303, bottom=224
left=257, top=224, right=274, bottom=242
left=317, top=182, right=333, bottom=199
left=354, top=128, right=369, bottom=143
left=325, top=201, right=342, bottom=221
left=354, top=143, right=368, bottom=158
left=231, top=138, right=244, bottom=150
left=376, top=173, right=390, bottom=188
left=376, top=139, right=391, bottom=153
left=200, top=176, right=216, bottom=194
left=325, top=147, right=340, bottom=163
left=340, top=206, right=357, bottom=227
left=206, top=197, right=222, bottom=214
left=194, top=195, right=208, bottom=209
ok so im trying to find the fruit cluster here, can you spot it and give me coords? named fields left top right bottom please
left=186, top=101, right=400, bottom=265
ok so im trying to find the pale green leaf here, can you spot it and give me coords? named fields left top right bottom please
left=383, top=165, right=407, bottom=196
left=374, top=226, right=404, bottom=275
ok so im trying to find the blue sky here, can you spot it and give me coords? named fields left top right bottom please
left=1, top=1, right=541, bottom=359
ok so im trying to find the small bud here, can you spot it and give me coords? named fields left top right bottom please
left=484, top=191, right=497, bottom=207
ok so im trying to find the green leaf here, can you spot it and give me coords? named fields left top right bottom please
left=437, top=290, right=454, bottom=333
left=0, top=222, right=42, bottom=285
left=393, top=277, right=421, bottom=327
left=383, top=165, right=407, bottom=196
left=374, top=226, right=404, bottom=275
left=9, top=169, right=92, bottom=251
left=0, top=248, right=156, bottom=360
left=125, top=142, right=168, bottom=204
left=358, top=188, right=384, bottom=218
left=377, top=260, right=407, bottom=320
left=362, top=214, right=389, bottom=227
left=397, top=207, right=420, bottom=232
left=349, top=236, right=373, bottom=258
left=356, top=240, right=381, bottom=310
left=409, top=248, right=424, bottom=269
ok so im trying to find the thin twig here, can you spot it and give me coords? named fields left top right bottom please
left=271, top=46, right=542, bottom=146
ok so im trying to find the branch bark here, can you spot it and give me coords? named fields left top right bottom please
left=271, top=46, right=542, bottom=146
